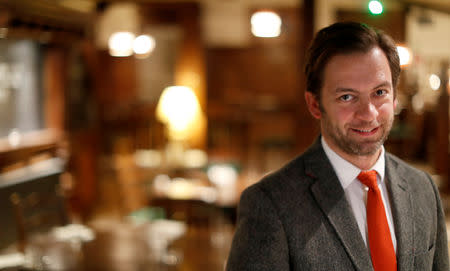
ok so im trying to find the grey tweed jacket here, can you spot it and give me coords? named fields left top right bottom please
left=226, top=138, right=449, bottom=271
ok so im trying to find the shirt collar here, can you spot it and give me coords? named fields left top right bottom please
left=321, top=136, right=385, bottom=189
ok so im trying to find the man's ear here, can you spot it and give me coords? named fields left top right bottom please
left=305, top=91, right=322, bottom=119
left=394, top=97, right=398, bottom=110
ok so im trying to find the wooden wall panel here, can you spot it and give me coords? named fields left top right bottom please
left=337, top=10, right=406, bottom=43
left=206, top=7, right=319, bottom=174
left=44, top=48, right=67, bottom=133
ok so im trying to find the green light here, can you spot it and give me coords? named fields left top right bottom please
left=368, top=0, right=383, bottom=15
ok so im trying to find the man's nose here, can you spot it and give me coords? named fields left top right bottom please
left=356, top=100, right=378, bottom=121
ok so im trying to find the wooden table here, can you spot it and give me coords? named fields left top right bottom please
left=81, top=221, right=234, bottom=271
left=8, top=219, right=234, bottom=271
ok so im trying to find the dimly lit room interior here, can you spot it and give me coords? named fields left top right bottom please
left=0, top=0, right=449, bottom=270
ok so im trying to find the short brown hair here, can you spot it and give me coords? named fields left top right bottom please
left=304, top=22, right=400, bottom=100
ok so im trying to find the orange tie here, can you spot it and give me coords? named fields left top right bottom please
left=357, top=170, right=397, bottom=271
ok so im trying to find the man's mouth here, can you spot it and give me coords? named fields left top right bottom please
left=351, top=127, right=379, bottom=135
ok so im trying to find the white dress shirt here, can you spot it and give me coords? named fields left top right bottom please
left=321, top=137, right=397, bottom=252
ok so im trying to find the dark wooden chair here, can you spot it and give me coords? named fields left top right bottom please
left=9, top=186, right=68, bottom=253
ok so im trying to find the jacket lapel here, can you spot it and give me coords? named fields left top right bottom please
left=385, top=155, right=414, bottom=271
left=305, top=139, right=373, bottom=271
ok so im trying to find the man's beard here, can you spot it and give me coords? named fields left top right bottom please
left=321, top=110, right=393, bottom=156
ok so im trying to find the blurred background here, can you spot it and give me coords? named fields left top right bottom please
left=0, top=0, right=448, bottom=270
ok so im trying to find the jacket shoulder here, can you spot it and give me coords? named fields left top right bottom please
left=240, top=151, right=316, bottom=210
left=385, top=152, right=441, bottom=198
left=242, top=139, right=326, bottom=202
left=386, top=152, right=433, bottom=179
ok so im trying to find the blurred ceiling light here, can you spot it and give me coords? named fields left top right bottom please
left=368, top=0, right=383, bottom=15
left=8, top=129, right=21, bottom=147
left=396, top=45, right=412, bottom=67
left=108, top=32, right=135, bottom=57
left=156, top=86, right=202, bottom=140
left=251, top=11, right=282, bottom=38
left=429, top=74, right=441, bottom=91
left=133, top=34, right=156, bottom=58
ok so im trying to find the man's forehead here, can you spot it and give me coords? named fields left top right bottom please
left=322, top=48, right=392, bottom=87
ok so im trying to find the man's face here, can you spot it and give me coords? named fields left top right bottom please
left=306, top=47, right=396, bottom=158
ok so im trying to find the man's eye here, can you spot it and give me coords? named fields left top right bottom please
left=340, top=94, right=353, bottom=101
left=375, top=89, right=387, bottom=96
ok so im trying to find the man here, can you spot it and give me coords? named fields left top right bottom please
left=226, top=22, right=449, bottom=271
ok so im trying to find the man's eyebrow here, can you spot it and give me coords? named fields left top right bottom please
left=335, top=87, right=359, bottom=93
left=372, top=81, right=392, bottom=90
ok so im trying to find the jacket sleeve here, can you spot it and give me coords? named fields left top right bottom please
left=430, top=176, right=449, bottom=271
left=226, top=185, right=290, bottom=271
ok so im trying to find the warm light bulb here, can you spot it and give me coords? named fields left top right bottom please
left=429, top=74, right=441, bottom=91
left=108, top=32, right=135, bottom=57
left=8, top=129, right=21, bottom=147
left=368, top=1, right=383, bottom=15
left=156, top=86, right=201, bottom=132
left=251, top=11, right=282, bottom=38
left=133, top=34, right=156, bottom=58
left=396, top=45, right=412, bottom=66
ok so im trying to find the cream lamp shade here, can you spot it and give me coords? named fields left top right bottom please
left=156, top=86, right=202, bottom=141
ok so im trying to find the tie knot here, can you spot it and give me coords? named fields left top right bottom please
left=357, top=170, right=378, bottom=190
